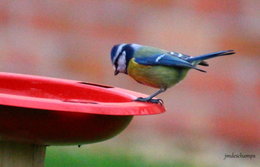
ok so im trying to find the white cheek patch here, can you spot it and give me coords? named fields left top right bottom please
left=117, top=51, right=127, bottom=72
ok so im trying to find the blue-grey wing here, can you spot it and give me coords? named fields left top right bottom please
left=135, top=53, right=206, bottom=72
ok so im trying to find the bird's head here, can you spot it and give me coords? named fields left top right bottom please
left=110, top=43, right=141, bottom=75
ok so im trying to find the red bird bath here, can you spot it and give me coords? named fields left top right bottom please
left=0, top=72, right=165, bottom=167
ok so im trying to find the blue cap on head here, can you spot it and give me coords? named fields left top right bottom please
left=110, top=44, right=120, bottom=63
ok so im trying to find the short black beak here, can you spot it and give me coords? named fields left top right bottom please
left=114, top=70, right=119, bottom=75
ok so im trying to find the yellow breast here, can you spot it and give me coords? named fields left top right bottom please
left=127, top=59, right=188, bottom=89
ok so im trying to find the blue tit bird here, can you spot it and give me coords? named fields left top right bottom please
left=110, top=43, right=235, bottom=104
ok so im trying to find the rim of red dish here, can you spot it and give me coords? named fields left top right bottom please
left=0, top=72, right=165, bottom=115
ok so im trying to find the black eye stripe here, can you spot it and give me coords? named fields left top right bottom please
left=122, top=44, right=134, bottom=68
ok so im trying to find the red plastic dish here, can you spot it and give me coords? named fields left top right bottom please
left=0, top=72, right=165, bottom=145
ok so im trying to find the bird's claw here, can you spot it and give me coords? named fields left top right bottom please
left=134, top=97, right=164, bottom=105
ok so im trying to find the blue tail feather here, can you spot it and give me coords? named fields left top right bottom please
left=187, top=50, right=235, bottom=62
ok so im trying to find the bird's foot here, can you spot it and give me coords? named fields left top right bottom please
left=134, top=97, right=164, bottom=105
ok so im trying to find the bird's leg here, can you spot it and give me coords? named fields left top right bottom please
left=135, top=88, right=166, bottom=104
left=145, top=88, right=166, bottom=100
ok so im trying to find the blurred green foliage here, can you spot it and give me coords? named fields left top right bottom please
left=45, top=146, right=196, bottom=167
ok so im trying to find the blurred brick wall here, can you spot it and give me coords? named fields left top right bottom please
left=0, top=0, right=259, bottom=147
